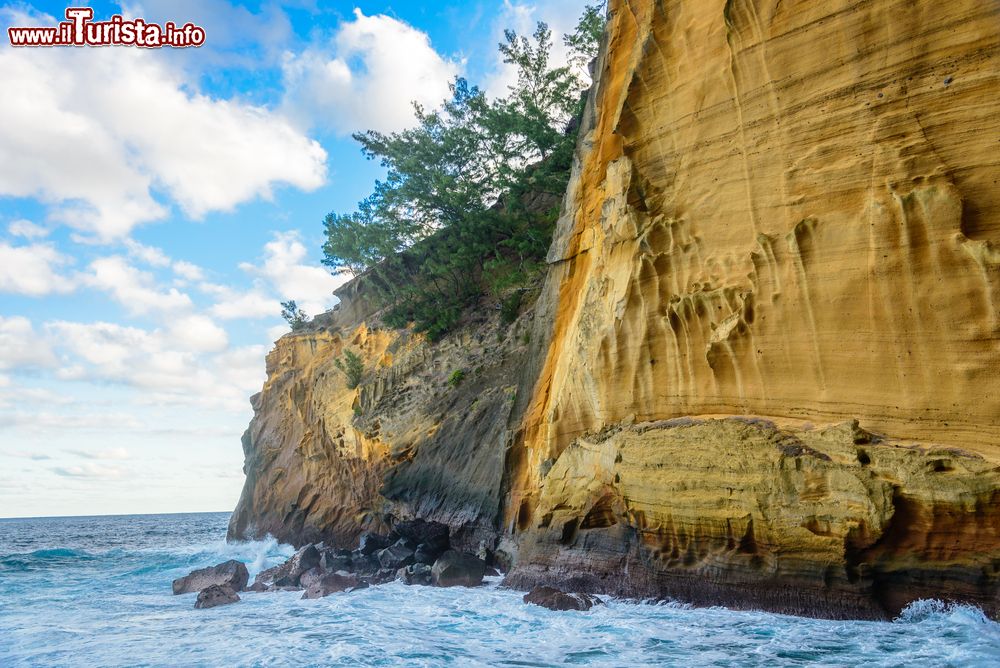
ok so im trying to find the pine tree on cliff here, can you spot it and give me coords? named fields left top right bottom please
left=322, top=5, right=605, bottom=340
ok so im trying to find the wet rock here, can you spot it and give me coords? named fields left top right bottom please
left=523, top=586, right=603, bottom=611
left=347, top=581, right=370, bottom=592
left=195, top=584, right=240, bottom=609
left=358, top=532, right=392, bottom=556
left=302, top=572, right=359, bottom=600
left=369, top=568, right=397, bottom=585
left=392, top=519, right=449, bottom=547
left=251, top=544, right=321, bottom=589
left=397, top=562, right=433, bottom=585
left=485, top=566, right=501, bottom=577
left=431, top=550, right=486, bottom=588
left=393, top=536, right=418, bottom=551
left=350, top=551, right=380, bottom=576
left=377, top=544, right=415, bottom=570
left=298, top=565, right=327, bottom=590
left=321, top=552, right=352, bottom=572
left=173, top=560, right=249, bottom=595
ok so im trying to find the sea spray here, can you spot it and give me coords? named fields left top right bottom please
left=1, top=513, right=998, bottom=667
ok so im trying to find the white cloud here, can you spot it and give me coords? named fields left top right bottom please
left=52, top=462, right=126, bottom=479
left=281, top=8, right=461, bottom=134
left=172, top=260, right=204, bottom=282
left=0, top=241, right=74, bottom=296
left=44, top=320, right=263, bottom=411
left=65, top=447, right=131, bottom=461
left=204, top=284, right=279, bottom=320
left=165, top=314, right=229, bottom=353
left=8, top=219, right=48, bottom=239
left=239, top=231, right=348, bottom=316
left=0, top=8, right=327, bottom=241
left=0, top=317, right=56, bottom=370
left=84, top=256, right=192, bottom=315
left=124, top=239, right=172, bottom=267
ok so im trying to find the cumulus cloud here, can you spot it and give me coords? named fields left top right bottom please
left=44, top=320, right=263, bottom=411
left=0, top=8, right=327, bottom=241
left=281, top=8, right=461, bottom=134
left=0, top=316, right=56, bottom=370
left=7, top=219, right=48, bottom=239
left=0, top=241, right=74, bottom=296
left=84, top=256, right=193, bottom=315
left=172, top=260, right=204, bottom=282
left=238, top=231, right=349, bottom=316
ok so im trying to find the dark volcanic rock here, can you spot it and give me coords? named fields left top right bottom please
left=523, top=586, right=603, bottom=611
left=302, top=572, right=359, bottom=599
left=251, top=544, right=321, bottom=589
left=377, top=544, right=415, bottom=570
left=173, top=560, right=249, bottom=595
left=195, top=584, right=240, bottom=609
left=393, top=520, right=449, bottom=548
left=397, top=562, right=433, bottom=585
left=299, top=565, right=328, bottom=590
left=358, top=533, right=392, bottom=556
left=431, top=551, right=485, bottom=588
left=320, top=548, right=353, bottom=572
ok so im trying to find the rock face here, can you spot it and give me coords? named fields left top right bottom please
left=250, top=544, right=320, bottom=590
left=302, top=572, right=359, bottom=600
left=431, top=551, right=486, bottom=588
left=230, top=0, right=1000, bottom=620
left=502, top=0, right=1000, bottom=619
left=172, top=560, right=248, bottom=595
left=523, top=586, right=603, bottom=612
left=195, top=585, right=240, bottom=609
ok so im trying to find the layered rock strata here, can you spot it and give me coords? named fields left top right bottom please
left=231, top=0, right=1000, bottom=619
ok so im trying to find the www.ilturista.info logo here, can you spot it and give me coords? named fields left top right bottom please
left=8, top=8, right=206, bottom=48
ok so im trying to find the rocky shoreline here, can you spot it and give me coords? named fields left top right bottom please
left=175, top=519, right=599, bottom=612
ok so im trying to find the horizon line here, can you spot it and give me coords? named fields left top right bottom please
left=0, top=510, right=232, bottom=521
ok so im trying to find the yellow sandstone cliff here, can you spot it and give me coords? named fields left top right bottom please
left=503, top=0, right=1000, bottom=618
left=232, top=0, right=1000, bottom=618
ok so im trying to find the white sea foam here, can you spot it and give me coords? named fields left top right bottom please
left=1, top=513, right=998, bottom=667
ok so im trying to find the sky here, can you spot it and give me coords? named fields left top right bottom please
left=0, top=0, right=591, bottom=518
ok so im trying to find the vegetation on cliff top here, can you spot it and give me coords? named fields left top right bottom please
left=322, top=5, right=605, bottom=340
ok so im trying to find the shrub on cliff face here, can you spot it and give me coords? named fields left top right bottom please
left=280, top=300, right=309, bottom=332
left=447, top=369, right=465, bottom=388
left=322, top=5, right=606, bottom=340
left=335, top=350, right=365, bottom=389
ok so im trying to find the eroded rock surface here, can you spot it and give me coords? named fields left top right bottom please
left=523, top=586, right=603, bottom=612
left=172, top=560, right=248, bottom=595
left=229, top=0, right=1000, bottom=620
left=195, top=585, right=240, bottom=609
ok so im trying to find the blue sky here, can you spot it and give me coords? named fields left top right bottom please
left=0, top=0, right=589, bottom=517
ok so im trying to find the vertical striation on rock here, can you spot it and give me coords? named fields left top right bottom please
left=232, top=0, right=1000, bottom=619
left=504, top=0, right=1000, bottom=618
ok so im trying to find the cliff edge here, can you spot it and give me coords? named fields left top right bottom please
left=231, top=0, right=1000, bottom=619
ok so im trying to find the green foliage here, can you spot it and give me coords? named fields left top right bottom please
left=447, top=369, right=466, bottom=388
left=500, top=291, right=524, bottom=325
left=334, top=350, right=365, bottom=389
left=564, top=3, right=606, bottom=70
left=322, top=6, right=607, bottom=340
left=280, top=300, right=308, bottom=331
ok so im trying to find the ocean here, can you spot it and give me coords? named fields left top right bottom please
left=0, top=512, right=997, bottom=667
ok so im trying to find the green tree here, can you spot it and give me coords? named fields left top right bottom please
left=334, top=350, right=365, bottom=389
left=322, top=6, right=606, bottom=340
left=280, top=300, right=308, bottom=331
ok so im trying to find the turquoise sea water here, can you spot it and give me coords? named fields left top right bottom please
left=0, top=512, right=998, bottom=667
